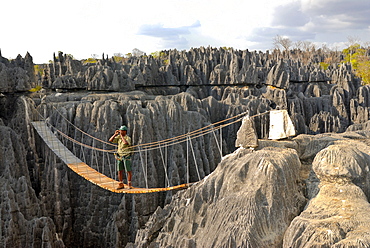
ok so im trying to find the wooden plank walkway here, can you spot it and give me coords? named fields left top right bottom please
left=31, top=121, right=192, bottom=193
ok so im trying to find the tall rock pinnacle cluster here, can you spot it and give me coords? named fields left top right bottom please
left=1, top=47, right=370, bottom=247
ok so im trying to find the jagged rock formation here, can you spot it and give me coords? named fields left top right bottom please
left=132, top=130, right=370, bottom=247
left=1, top=47, right=370, bottom=247
left=0, top=117, right=63, bottom=247
left=283, top=143, right=370, bottom=247
left=133, top=146, right=305, bottom=247
left=0, top=52, right=36, bottom=92
left=235, top=115, right=258, bottom=148
left=31, top=48, right=369, bottom=138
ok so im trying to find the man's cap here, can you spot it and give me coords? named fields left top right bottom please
left=119, top=125, right=128, bottom=131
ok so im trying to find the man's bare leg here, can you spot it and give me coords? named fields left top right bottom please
left=127, top=171, right=132, bottom=188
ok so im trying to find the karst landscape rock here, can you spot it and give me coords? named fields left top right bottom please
left=1, top=47, right=370, bottom=247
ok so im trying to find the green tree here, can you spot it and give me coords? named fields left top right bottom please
left=150, top=51, right=168, bottom=65
left=357, top=58, right=370, bottom=85
left=113, top=53, right=124, bottom=62
left=83, top=58, right=97, bottom=64
left=342, top=44, right=370, bottom=85
left=319, top=62, right=329, bottom=70
left=34, top=65, right=44, bottom=76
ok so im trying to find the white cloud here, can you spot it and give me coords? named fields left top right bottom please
left=247, top=0, right=370, bottom=49
left=0, top=0, right=369, bottom=63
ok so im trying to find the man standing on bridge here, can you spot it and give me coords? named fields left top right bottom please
left=109, top=125, right=134, bottom=189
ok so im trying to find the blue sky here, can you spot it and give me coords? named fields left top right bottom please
left=1, top=0, right=369, bottom=64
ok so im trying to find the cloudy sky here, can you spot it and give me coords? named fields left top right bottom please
left=1, top=0, right=369, bottom=63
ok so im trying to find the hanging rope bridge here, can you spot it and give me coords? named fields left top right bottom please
left=32, top=103, right=270, bottom=194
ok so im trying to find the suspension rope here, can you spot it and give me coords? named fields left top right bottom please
left=92, top=139, right=101, bottom=183
left=32, top=99, right=275, bottom=192
left=159, top=143, right=170, bottom=187
left=212, top=128, right=223, bottom=158
left=134, top=111, right=270, bottom=151
left=220, top=125, right=223, bottom=156
left=106, top=149, right=115, bottom=182
left=139, top=116, right=245, bottom=152
left=189, top=135, right=201, bottom=181
left=48, top=101, right=248, bottom=148
left=145, top=149, right=148, bottom=188
left=90, top=140, right=94, bottom=173
left=138, top=147, right=149, bottom=189
left=44, top=101, right=251, bottom=152
left=49, top=103, right=118, bottom=148
left=41, top=99, right=271, bottom=154
left=102, top=143, right=106, bottom=175
left=133, top=111, right=249, bottom=150
left=186, top=135, right=189, bottom=184
left=79, top=134, right=88, bottom=175
left=48, top=111, right=267, bottom=155
left=36, top=101, right=271, bottom=186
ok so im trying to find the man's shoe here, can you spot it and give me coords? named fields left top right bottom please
left=116, top=183, right=125, bottom=190
left=127, top=182, right=133, bottom=189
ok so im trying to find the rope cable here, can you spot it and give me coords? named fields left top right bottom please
left=47, top=102, right=248, bottom=151
left=131, top=111, right=249, bottom=150
left=44, top=105, right=270, bottom=155
left=212, top=128, right=222, bottom=157
left=47, top=111, right=264, bottom=158
left=33, top=99, right=276, bottom=191
left=92, top=139, right=102, bottom=183
left=137, top=116, right=245, bottom=152
left=102, top=144, right=105, bottom=175
left=138, top=147, right=149, bottom=188
left=134, top=111, right=269, bottom=151
left=46, top=102, right=249, bottom=151
left=49, top=103, right=117, bottom=148
left=186, top=135, right=189, bottom=184
left=220, top=125, right=223, bottom=156
left=144, top=147, right=149, bottom=188
left=189, top=135, right=201, bottom=181
left=159, top=143, right=170, bottom=187
left=106, top=150, right=115, bottom=183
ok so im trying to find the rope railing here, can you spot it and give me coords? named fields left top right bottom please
left=32, top=99, right=272, bottom=192
left=48, top=102, right=248, bottom=151
left=47, top=102, right=118, bottom=148
left=130, top=111, right=249, bottom=150
left=37, top=101, right=259, bottom=154
left=132, top=111, right=270, bottom=151
left=48, top=114, right=242, bottom=154
left=40, top=107, right=270, bottom=155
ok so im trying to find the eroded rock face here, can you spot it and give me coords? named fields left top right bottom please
left=133, top=147, right=306, bottom=247
left=30, top=90, right=252, bottom=246
left=131, top=127, right=370, bottom=247
left=2, top=47, right=370, bottom=247
left=28, top=47, right=369, bottom=136
left=235, top=115, right=258, bottom=148
left=0, top=125, right=64, bottom=247
left=283, top=144, right=370, bottom=247
left=0, top=53, right=36, bottom=92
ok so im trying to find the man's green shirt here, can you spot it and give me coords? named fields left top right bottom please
left=112, top=135, right=133, bottom=157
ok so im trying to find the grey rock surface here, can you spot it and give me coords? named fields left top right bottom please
left=283, top=144, right=370, bottom=247
left=1, top=47, right=370, bottom=247
left=134, top=147, right=305, bottom=247
left=235, top=115, right=258, bottom=148
left=0, top=124, right=64, bottom=247
left=133, top=131, right=370, bottom=248
left=0, top=53, right=36, bottom=92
